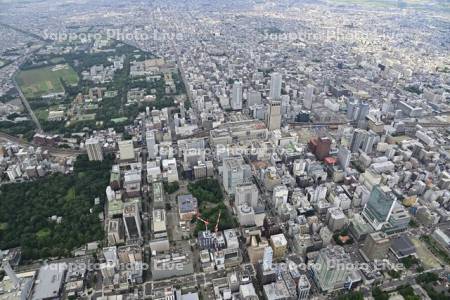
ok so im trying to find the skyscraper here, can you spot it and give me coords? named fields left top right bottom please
left=231, top=81, right=243, bottom=110
left=223, top=157, right=251, bottom=194
left=337, top=146, right=351, bottom=170
left=297, top=275, right=311, bottom=300
left=265, top=100, right=281, bottom=131
left=269, top=72, right=282, bottom=100
left=350, top=129, right=378, bottom=154
left=247, top=90, right=262, bottom=106
left=235, top=183, right=259, bottom=208
left=303, top=84, right=314, bottom=110
left=362, top=185, right=397, bottom=231
left=347, top=99, right=369, bottom=128
left=123, top=202, right=142, bottom=239
left=146, top=130, right=156, bottom=160
left=85, top=138, right=103, bottom=161
left=312, top=246, right=353, bottom=292
left=262, top=246, right=273, bottom=271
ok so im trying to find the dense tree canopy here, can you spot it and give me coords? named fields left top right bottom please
left=188, top=178, right=223, bottom=204
left=0, top=154, right=112, bottom=261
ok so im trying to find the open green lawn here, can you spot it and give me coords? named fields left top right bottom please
left=16, top=64, right=79, bottom=99
left=34, top=108, right=49, bottom=121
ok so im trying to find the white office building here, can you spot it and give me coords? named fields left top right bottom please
left=86, top=138, right=103, bottom=161
left=231, top=81, right=243, bottom=110
left=269, top=72, right=282, bottom=100
left=118, top=140, right=135, bottom=161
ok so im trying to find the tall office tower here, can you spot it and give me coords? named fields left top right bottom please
left=337, top=146, right=351, bottom=170
left=269, top=72, right=282, bottom=100
left=281, top=95, right=290, bottom=115
left=297, top=275, right=311, bottom=300
left=350, top=129, right=366, bottom=153
left=180, top=102, right=186, bottom=118
left=123, top=202, right=142, bottom=239
left=265, top=100, right=281, bottom=131
left=146, top=130, right=156, bottom=160
left=303, top=84, right=314, bottom=109
left=347, top=99, right=369, bottom=128
left=247, top=90, right=262, bottom=106
left=86, top=138, right=103, bottom=161
left=361, top=130, right=378, bottom=154
left=357, top=102, right=370, bottom=128
left=313, top=246, right=352, bottom=292
left=362, top=185, right=397, bottom=231
left=231, top=81, right=243, bottom=110
left=223, top=157, right=251, bottom=194
left=350, top=129, right=378, bottom=154
left=362, top=231, right=390, bottom=260
left=118, top=140, right=135, bottom=161
left=273, top=185, right=289, bottom=208
left=262, top=246, right=273, bottom=271
left=235, top=183, right=259, bottom=208
left=346, top=98, right=358, bottom=120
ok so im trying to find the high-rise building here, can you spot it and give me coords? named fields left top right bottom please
left=231, top=81, right=243, bottom=110
left=347, top=99, right=369, bottom=128
left=362, top=185, right=397, bottom=231
left=338, top=146, right=351, bottom=170
left=272, top=185, right=289, bottom=208
left=237, top=204, right=256, bottom=227
left=107, top=218, right=125, bottom=245
left=327, top=207, right=348, bottom=232
left=304, top=84, right=314, bottom=110
left=309, top=137, right=332, bottom=161
left=146, top=130, right=156, bottom=160
left=248, top=90, right=262, bottom=106
left=383, top=203, right=410, bottom=235
left=223, top=157, right=251, bottom=194
left=86, top=138, right=103, bottom=161
left=269, top=233, right=287, bottom=259
left=265, top=100, right=281, bottom=131
left=350, top=129, right=378, bottom=154
left=118, top=140, right=135, bottom=161
left=262, top=246, right=273, bottom=271
left=297, top=275, right=311, bottom=300
left=361, top=130, right=378, bottom=154
left=123, top=202, right=142, bottom=239
left=312, top=246, right=353, bottom=292
left=235, top=183, right=259, bottom=208
left=362, top=231, right=390, bottom=260
left=269, top=73, right=282, bottom=100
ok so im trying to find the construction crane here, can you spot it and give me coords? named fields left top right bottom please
left=196, top=213, right=209, bottom=231
left=214, top=210, right=222, bottom=233
left=213, top=210, right=222, bottom=251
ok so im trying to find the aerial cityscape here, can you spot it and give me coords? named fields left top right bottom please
left=0, top=0, right=450, bottom=299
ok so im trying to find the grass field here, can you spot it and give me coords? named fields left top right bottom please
left=16, top=64, right=79, bottom=99
left=34, top=108, right=49, bottom=121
